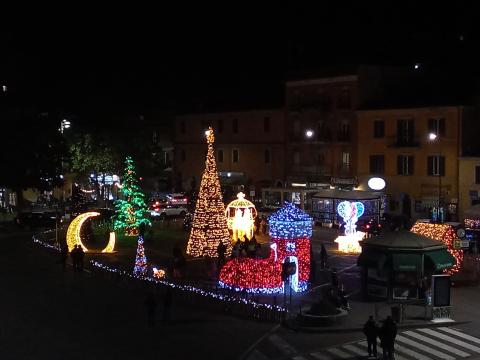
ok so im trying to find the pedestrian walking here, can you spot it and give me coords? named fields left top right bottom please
left=363, top=315, right=378, bottom=358
left=144, top=292, right=157, bottom=328
left=320, top=243, right=328, bottom=269
left=70, top=245, right=79, bottom=272
left=380, top=316, right=397, bottom=360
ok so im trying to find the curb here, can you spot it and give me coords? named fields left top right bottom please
left=283, top=319, right=471, bottom=334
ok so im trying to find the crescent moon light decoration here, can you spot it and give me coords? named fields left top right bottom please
left=66, top=212, right=116, bottom=253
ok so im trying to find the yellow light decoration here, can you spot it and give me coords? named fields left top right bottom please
left=66, top=212, right=116, bottom=253
left=410, top=222, right=463, bottom=274
left=186, top=127, right=232, bottom=258
left=152, top=267, right=166, bottom=279
left=101, top=232, right=116, bottom=253
left=335, top=231, right=365, bottom=253
left=225, top=192, right=257, bottom=241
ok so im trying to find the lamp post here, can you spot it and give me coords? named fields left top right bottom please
left=429, top=133, right=442, bottom=222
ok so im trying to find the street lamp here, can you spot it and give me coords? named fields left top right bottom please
left=305, top=129, right=314, bottom=138
left=59, top=119, right=71, bottom=134
left=429, top=132, right=442, bottom=221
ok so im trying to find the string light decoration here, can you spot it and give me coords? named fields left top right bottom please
left=114, top=156, right=151, bottom=236
left=219, top=202, right=311, bottom=293
left=66, top=212, right=100, bottom=252
left=268, top=202, right=313, bottom=239
left=66, top=212, right=116, bottom=253
left=465, top=218, right=480, bottom=229
left=133, top=235, right=148, bottom=277
left=186, top=127, right=231, bottom=257
left=411, top=222, right=463, bottom=274
left=335, top=231, right=365, bottom=253
left=334, top=201, right=365, bottom=254
left=101, top=232, right=116, bottom=253
left=152, top=267, right=166, bottom=279
left=225, top=192, right=257, bottom=241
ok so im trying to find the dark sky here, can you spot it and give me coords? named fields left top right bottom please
left=2, top=3, right=479, bottom=117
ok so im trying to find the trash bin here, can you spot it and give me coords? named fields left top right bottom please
left=391, top=305, right=402, bottom=323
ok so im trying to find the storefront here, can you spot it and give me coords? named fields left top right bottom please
left=311, top=189, right=383, bottom=226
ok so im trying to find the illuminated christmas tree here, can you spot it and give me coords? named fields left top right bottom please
left=114, top=156, right=151, bottom=236
left=186, top=127, right=231, bottom=258
left=133, top=235, right=148, bottom=277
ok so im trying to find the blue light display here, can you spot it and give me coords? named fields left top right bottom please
left=268, top=202, right=313, bottom=239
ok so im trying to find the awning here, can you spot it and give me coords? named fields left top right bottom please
left=425, top=250, right=456, bottom=271
left=392, top=253, right=422, bottom=272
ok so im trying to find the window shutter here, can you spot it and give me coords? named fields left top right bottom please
left=476, top=166, right=480, bottom=184
left=439, top=118, right=446, bottom=137
left=440, top=156, right=445, bottom=176
left=409, top=156, right=414, bottom=175
left=397, top=155, right=403, bottom=175
left=408, top=119, right=415, bottom=143
left=427, top=156, right=433, bottom=175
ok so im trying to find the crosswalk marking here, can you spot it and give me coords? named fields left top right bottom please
left=325, top=348, right=351, bottom=359
left=396, top=335, right=456, bottom=360
left=357, top=341, right=410, bottom=360
left=246, top=349, right=269, bottom=360
left=439, top=327, right=480, bottom=345
left=268, top=334, right=298, bottom=356
left=310, top=352, right=331, bottom=360
left=342, top=344, right=368, bottom=356
left=418, top=328, right=480, bottom=353
left=393, top=342, right=434, bottom=360
left=403, top=330, right=470, bottom=357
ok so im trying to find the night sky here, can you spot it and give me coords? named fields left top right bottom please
left=2, top=3, right=479, bottom=122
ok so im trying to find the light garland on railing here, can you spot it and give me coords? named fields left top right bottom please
left=32, top=235, right=61, bottom=251
left=90, top=260, right=285, bottom=311
left=410, top=222, right=463, bottom=274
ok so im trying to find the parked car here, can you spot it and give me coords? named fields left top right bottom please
left=358, top=218, right=382, bottom=237
left=15, top=211, right=63, bottom=229
left=166, top=193, right=188, bottom=205
left=150, top=204, right=187, bottom=220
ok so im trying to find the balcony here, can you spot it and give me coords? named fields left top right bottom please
left=387, top=136, right=420, bottom=148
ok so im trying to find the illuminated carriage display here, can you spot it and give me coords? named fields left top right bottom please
left=219, top=202, right=311, bottom=293
left=225, top=192, right=257, bottom=242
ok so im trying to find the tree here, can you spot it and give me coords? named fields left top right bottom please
left=186, top=127, right=231, bottom=258
left=69, top=133, right=120, bottom=206
left=114, top=156, right=151, bottom=236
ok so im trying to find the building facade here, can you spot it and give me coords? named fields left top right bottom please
left=458, top=157, right=480, bottom=220
left=357, top=106, right=474, bottom=220
left=174, top=109, right=285, bottom=201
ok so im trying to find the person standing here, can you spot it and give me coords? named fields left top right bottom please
left=70, top=245, right=79, bottom=272
left=217, top=241, right=226, bottom=274
left=363, top=315, right=378, bottom=358
left=380, top=316, right=397, bottom=360
left=320, top=243, right=328, bottom=269
left=77, top=245, right=85, bottom=272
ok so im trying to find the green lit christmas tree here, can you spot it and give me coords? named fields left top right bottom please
left=114, top=156, right=151, bottom=236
